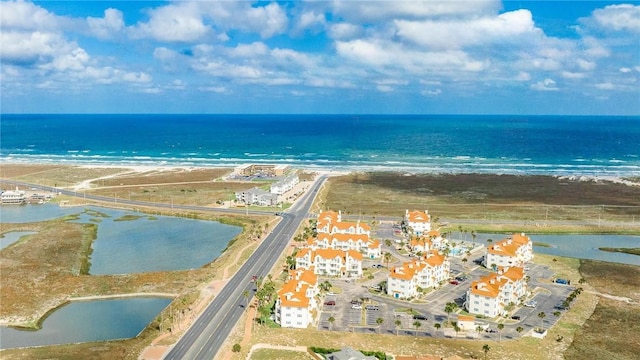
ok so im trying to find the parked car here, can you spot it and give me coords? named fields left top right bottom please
left=413, top=314, right=428, bottom=320
left=351, top=299, right=362, bottom=305
left=449, top=280, right=460, bottom=285
left=352, top=304, right=363, bottom=310
left=511, top=315, right=521, bottom=320
left=523, top=301, right=537, bottom=308
left=365, top=305, right=379, bottom=311
left=324, top=300, right=336, bottom=306
left=485, top=328, right=497, bottom=333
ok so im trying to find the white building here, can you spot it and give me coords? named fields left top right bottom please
left=0, top=188, right=26, bottom=204
left=270, top=173, right=299, bottom=195
left=316, top=210, right=371, bottom=236
left=295, top=248, right=363, bottom=278
left=485, top=233, right=534, bottom=269
left=275, top=269, right=319, bottom=329
left=404, top=209, right=431, bottom=235
left=309, top=233, right=381, bottom=259
left=235, top=187, right=278, bottom=206
left=387, top=250, right=450, bottom=299
left=409, top=230, right=448, bottom=253
left=465, top=266, right=528, bottom=318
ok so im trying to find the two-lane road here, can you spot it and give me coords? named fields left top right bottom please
left=164, top=175, right=326, bottom=359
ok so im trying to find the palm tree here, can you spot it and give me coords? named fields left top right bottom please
left=472, top=230, right=477, bottom=244
left=434, top=322, right=441, bottom=335
left=385, top=239, right=392, bottom=247
left=444, top=302, right=458, bottom=323
left=328, top=316, right=335, bottom=331
left=376, top=317, right=384, bottom=333
left=413, top=320, right=422, bottom=336
left=395, top=319, right=402, bottom=336
left=553, top=311, right=561, bottom=318
left=537, top=311, right=546, bottom=329
left=482, top=344, right=491, bottom=360
left=476, top=325, right=484, bottom=338
left=497, top=323, right=504, bottom=342
left=243, top=290, right=250, bottom=311
left=452, top=321, right=461, bottom=339
left=516, top=326, right=524, bottom=336
left=384, top=251, right=393, bottom=268
left=462, top=257, right=468, bottom=269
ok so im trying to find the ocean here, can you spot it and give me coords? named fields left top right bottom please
left=1, top=114, right=639, bottom=176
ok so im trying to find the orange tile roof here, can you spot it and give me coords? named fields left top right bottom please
left=277, top=280, right=310, bottom=308
left=347, top=249, right=363, bottom=260
left=332, top=233, right=369, bottom=242
left=289, top=268, right=318, bottom=285
left=406, top=210, right=430, bottom=223
left=295, top=248, right=312, bottom=258
left=315, top=248, right=344, bottom=260
left=410, top=237, right=432, bottom=248
left=501, top=266, right=524, bottom=281
left=368, top=239, right=381, bottom=249
left=426, top=230, right=440, bottom=238
left=423, top=250, right=445, bottom=266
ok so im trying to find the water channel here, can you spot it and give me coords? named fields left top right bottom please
left=0, top=203, right=241, bottom=348
left=457, top=232, right=640, bottom=266
left=0, top=297, right=171, bottom=349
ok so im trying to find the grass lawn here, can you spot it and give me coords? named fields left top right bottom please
left=250, top=348, right=313, bottom=360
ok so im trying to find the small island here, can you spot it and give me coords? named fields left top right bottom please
left=599, top=247, right=640, bottom=256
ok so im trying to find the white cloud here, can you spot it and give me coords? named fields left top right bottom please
left=199, top=86, right=229, bottom=93
left=0, top=0, right=60, bottom=31
left=294, top=10, right=326, bottom=34
left=531, top=78, right=559, bottom=91
left=595, top=82, right=615, bottom=90
left=327, top=23, right=362, bottom=39
left=561, top=71, right=586, bottom=79
left=87, top=8, right=124, bottom=40
left=131, top=2, right=210, bottom=42
left=591, top=4, right=640, bottom=33
left=395, top=9, right=540, bottom=50
left=330, top=0, right=500, bottom=22
left=421, top=88, right=442, bottom=96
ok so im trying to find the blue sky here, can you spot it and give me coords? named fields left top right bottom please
left=1, top=0, right=639, bottom=114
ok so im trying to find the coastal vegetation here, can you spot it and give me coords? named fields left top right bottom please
left=598, top=247, right=640, bottom=256
left=322, top=172, right=640, bottom=234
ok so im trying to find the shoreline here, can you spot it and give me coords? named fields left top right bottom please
left=1, top=159, right=639, bottom=180
left=1, top=162, right=637, bottom=184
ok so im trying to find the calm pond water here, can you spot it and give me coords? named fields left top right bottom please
left=0, top=231, right=36, bottom=250
left=465, top=233, right=640, bottom=266
left=0, top=297, right=171, bottom=349
left=0, top=204, right=242, bottom=273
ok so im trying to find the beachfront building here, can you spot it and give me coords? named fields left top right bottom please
left=387, top=250, right=450, bottom=299
left=234, top=164, right=290, bottom=177
left=235, top=187, right=278, bottom=206
left=275, top=269, right=319, bottom=329
left=1, top=188, right=27, bottom=204
left=404, top=210, right=431, bottom=236
left=465, top=266, right=527, bottom=318
left=295, top=248, right=363, bottom=278
left=270, top=173, right=299, bottom=195
left=484, top=233, right=534, bottom=269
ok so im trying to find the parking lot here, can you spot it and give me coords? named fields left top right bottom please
left=314, top=221, right=577, bottom=339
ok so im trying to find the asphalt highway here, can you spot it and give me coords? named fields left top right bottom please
left=1, top=176, right=326, bottom=359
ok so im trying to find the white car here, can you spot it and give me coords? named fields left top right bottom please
left=352, top=304, right=363, bottom=310
left=523, top=301, right=536, bottom=308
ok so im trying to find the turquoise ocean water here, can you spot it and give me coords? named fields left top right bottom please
left=1, top=114, right=639, bottom=176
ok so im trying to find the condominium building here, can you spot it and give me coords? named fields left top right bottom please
left=387, top=250, right=450, bottom=299
left=309, top=233, right=381, bottom=259
left=295, top=248, right=363, bottom=278
left=316, top=210, right=371, bottom=236
left=484, top=233, right=534, bottom=269
left=275, top=269, right=319, bottom=329
left=465, top=266, right=527, bottom=318
left=270, top=173, right=299, bottom=195
left=235, top=187, right=278, bottom=206
left=404, top=209, right=431, bottom=235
